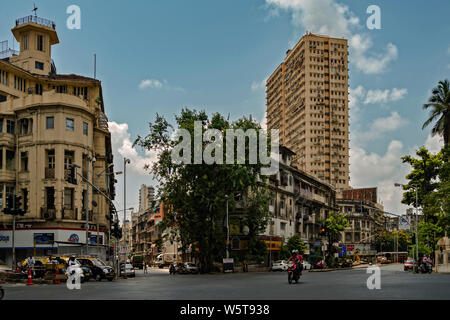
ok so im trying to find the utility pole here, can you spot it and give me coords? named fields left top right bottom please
left=85, top=147, right=90, bottom=256
left=415, top=188, right=419, bottom=265
left=226, top=196, right=229, bottom=259
left=12, top=194, right=16, bottom=270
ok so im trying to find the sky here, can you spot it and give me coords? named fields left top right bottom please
left=1, top=0, right=449, bottom=219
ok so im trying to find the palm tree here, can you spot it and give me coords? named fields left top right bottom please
left=422, top=79, right=450, bottom=146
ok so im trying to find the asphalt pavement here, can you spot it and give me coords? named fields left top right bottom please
left=2, top=264, right=450, bottom=300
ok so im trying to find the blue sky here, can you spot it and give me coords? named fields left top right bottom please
left=2, top=0, right=449, bottom=216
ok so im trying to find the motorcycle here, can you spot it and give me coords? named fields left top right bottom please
left=287, top=261, right=302, bottom=284
left=169, top=264, right=176, bottom=275
left=419, top=261, right=432, bottom=274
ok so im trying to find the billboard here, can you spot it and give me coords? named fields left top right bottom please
left=399, top=216, right=411, bottom=231
left=34, top=233, right=54, bottom=244
left=342, top=188, right=377, bottom=203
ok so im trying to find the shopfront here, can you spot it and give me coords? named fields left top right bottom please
left=0, top=226, right=107, bottom=266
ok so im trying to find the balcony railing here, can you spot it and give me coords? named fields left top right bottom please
left=62, top=208, right=77, bottom=220
left=81, top=210, right=94, bottom=222
left=16, top=16, right=56, bottom=29
left=45, top=168, right=55, bottom=179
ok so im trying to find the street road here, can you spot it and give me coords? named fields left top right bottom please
left=2, top=264, right=450, bottom=300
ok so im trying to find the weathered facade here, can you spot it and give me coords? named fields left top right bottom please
left=0, top=15, right=115, bottom=265
left=266, top=32, right=350, bottom=192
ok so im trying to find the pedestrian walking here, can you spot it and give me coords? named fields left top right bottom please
left=143, top=262, right=148, bottom=274
left=27, top=256, right=35, bottom=276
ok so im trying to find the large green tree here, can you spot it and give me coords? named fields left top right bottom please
left=286, top=234, right=307, bottom=254
left=401, top=146, right=450, bottom=258
left=134, top=108, right=272, bottom=273
left=323, top=212, right=349, bottom=262
left=401, top=147, right=442, bottom=207
left=422, top=79, right=450, bottom=147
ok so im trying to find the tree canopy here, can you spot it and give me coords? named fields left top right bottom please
left=133, top=108, right=272, bottom=272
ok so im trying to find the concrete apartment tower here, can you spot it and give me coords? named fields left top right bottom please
left=266, top=32, right=350, bottom=192
left=138, top=184, right=155, bottom=214
left=0, top=15, right=115, bottom=264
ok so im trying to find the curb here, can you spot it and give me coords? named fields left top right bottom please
left=308, top=265, right=369, bottom=272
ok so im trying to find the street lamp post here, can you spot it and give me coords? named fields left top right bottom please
left=123, top=158, right=131, bottom=277
left=85, top=147, right=96, bottom=256
left=394, top=183, right=419, bottom=268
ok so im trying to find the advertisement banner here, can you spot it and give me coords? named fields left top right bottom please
left=399, top=216, right=411, bottom=231
left=34, top=233, right=54, bottom=244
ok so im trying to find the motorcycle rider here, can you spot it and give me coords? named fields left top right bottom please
left=421, top=255, right=432, bottom=272
left=287, top=250, right=303, bottom=276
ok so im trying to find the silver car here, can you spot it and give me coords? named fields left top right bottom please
left=120, top=263, right=135, bottom=277
left=184, top=262, right=199, bottom=274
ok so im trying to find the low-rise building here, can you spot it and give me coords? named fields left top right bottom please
left=337, top=189, right=385, bottom=258
left=229, top=146, right=337, bottom=262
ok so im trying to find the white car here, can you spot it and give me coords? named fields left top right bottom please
left=271, top=260, right=288, bottom=271
left=302, top=261, right=312, bottom=270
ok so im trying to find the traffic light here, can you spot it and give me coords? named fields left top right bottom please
left=14, top=195, right=25, bottom=216
left=411, top=233, right=416, bottom=244
left=6, top=194, right=14, bottom=209
left=2, top=195, right=14, bottom=215
left=2, top=194, right=25, bottom=215
left=319, top=224, right=327, bottom=237
left=66, top=165, right=77, bottom=185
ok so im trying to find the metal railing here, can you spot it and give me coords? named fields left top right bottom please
left=16, top=16, right=56, bottom=29
left=0, top=49, right=19, bottom=60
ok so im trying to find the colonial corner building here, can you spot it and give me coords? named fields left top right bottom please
left=0, top=15, right=115, bottom=265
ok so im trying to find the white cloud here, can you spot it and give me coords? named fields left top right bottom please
left=364, top=88, right=407, bottom=104
left=139, top=78, right=185, bottom=92
left=348, top=85, right=364, bottom=122
left=370, top=112, right=408, bottom=133
left=351, top=111, right=408, bottom=147
left=266, top=0, right=398, bottom=74
left=260, top=113, right=267, bottom=130
left=108, top=121, right=158, bottom=175
left=139, top=79, right=163, bottom=90
left=251, top=79, right=266, bottom=92
left=350, top=36, right=398, bottom=74
left=266, top=0, right=358, bottom=38
left=349, top=140, right=410, bottom=214
left=390, top=88, right=408, bottom=102
left=424, top=134, right=444, bottom=154
left=108, top=121, right=160, bottom=216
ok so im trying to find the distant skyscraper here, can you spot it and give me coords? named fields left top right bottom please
left=138, top=184, right=155, bottom=213
left=266, top=32, right=350, bottom=192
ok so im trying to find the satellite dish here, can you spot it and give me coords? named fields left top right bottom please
left=92, top=200, right=98, bottom=207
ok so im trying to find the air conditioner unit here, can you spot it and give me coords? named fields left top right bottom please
left=43, top=211, right=56, bottom=220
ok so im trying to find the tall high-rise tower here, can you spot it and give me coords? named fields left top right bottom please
left=266, top=32, right=350, bottom=192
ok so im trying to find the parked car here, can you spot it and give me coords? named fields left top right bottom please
left=183, top=262, right=199, bottom=274
left=271, top=260, right=288, bottom=271
left=302, top=261, right=312, bottom=270
left=175, top=262, right=188, bottom=274
left=313, top=260, right=326, bottom=269
left=404, top=259, right=416, bottom=271
left=62, top=258, right=92, bottom=282
left=120, top=263, right=136, bottom=277
left=76, top=257, right=115, bottom=281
